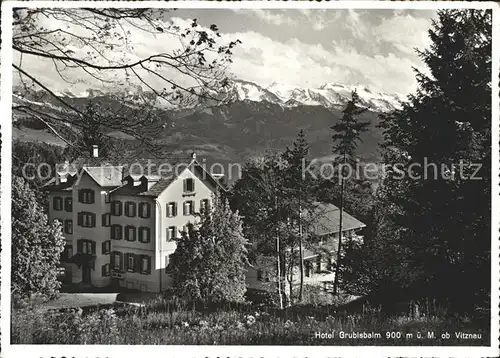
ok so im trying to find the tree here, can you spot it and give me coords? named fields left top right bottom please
left=281, top=129, right=318, bottom=302
left=330, top=91, right=370, bottom=295
left=12, top=175, right=65, bottom=300
left=375, top=9, right=491, bottom=312
left=169, top=194, right=248, bottom=302
left=230, top=152, right=291, bottom=308
left=13, top=8, right=240, bottom=153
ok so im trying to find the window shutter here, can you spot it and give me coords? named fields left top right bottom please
left=183, top=202, right=187, bottom=215
left=89, top=190, right=95, bottom=204
left=77, top=239, right=83, bottom=253
left=145, top=228, right=150, bottom=243
left=124, top=253, right=129, bottom=270
left=118, top=252, right=123, bottom=270
left=102, top=241, right=106, bottom=254
left=118, top=202, right=122, bottom=216
left=78, top=190, right=83, bottom=203
left=101, top=265, right=105, bottom=277
left=147, top=256, right=152, bottom=274
left=91, top=241, right=96, bottom=255
left=91, top=213, right=96, bottom=228
left=183, top=179, right=187, bottom=192
left=134, top=254, right=141, bottom=273
left=110, top=252, right=116, bottom=268
left=131, top=203, right=136, bottom=217
left=77, top=213, right=82, bottom=226
left=166, top=203, right=171, bottom=217
left=173, top=203, right=177, bottom=217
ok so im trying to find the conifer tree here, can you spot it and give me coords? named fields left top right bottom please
left=331, top=91, right=370, bottom=295
left=375, top=9, right=491, bottom=311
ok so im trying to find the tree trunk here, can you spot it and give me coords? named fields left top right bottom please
left=276, top=232, right=284, bottom=309
left=288, top=246, right=294, bottom=306
left=333, top=166, right=345, bottom=296
left=275, top=195, right=284, bottom=309
left=298, top=207, right=304, bottom=302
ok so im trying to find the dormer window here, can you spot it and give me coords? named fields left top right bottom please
left=183, top=178, right=195, bottom=193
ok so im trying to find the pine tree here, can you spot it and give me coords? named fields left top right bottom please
left=376, top=9, right=491, bottom=312
left=281, top=129, right=318, bottom=302
left=169, top=194, right=249, bottom=302
left=12, top=175, right=65, bottom=300
left=331, top=91, right=370, bottom=295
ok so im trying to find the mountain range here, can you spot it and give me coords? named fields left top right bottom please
left=13, top=79, right=405, bottom=178
left=42, top=79, right=404, bottom=114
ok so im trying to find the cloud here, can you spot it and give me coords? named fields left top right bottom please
left=373, top=13, right=433, bottom=55
left=251, top=9, right=295, bottom=26
left=13, top=9, right=433, bottom=97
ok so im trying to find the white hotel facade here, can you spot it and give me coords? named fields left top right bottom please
left=45, top=149, right=223, bottom=292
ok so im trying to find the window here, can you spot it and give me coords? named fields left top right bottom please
left=183, top=201, right=194, bottom=215
left=126, top=253, right=135, bottom=272
left=53, top=196, right=63, bottom=211
left=166, top=202, right=177, bottom=217
left=77, top=239, right=96, bottom=255
left=316, top=256, right=322, bottom=273
left=61, top=244, right=73, bottom=262
left=64, top=197, right=72, bottom=212
left=64, top=219, right=73, bottom=234
left=125, top=202, right=136, bottom=217
left=102, top=213, right=111, bottom=227
left=183, top=178, right=195, bottom=192
left=138, top=202, right=151, bottom=218
left=111, top=251, right=123, bottom=271
left=139, top=227, right=151, bottom=243
left=101, top=264, right=110, bottom=277
left=167, top=226, right=177, bottom=241
left=104, top=192, right=111, bottom=203
left=125, top=226, right=136, bottom=241
left=200, top=199, right=210, bottom=214
left=140, top=255, right=151, bottom=274
left=78, top=189, right=94, bottom=204
left=111, top=201, right=122, bottom=216
left=111, top=224, right=123, bottom=240
left=77, top=212, right=96, bottom=228
left=102, top=240, right=111, bottom=254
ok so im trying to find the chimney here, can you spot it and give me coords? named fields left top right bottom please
left=191, top=152, right=196, bottom=160
left=92, top=145, right=99, bottom=158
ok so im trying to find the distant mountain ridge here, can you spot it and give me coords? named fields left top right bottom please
left=16, top=79, right=404, bottom=113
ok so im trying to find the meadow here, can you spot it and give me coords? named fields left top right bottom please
left=11, top=296, right=489, bottom=346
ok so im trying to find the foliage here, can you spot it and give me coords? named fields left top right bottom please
left=366, top=9, right=492, bottom=312
left=169, top=194, right=249, bottom=302
left=12, top=139, right=65, bottom=192
left=329, top=91, right=371, bottom=295
left=11, top=175, right=66, bottom=300
left=12, top=299, right=489, bottom=345
left=13, top=8, right=239, bottom=149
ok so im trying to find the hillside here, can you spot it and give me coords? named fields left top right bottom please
left=13, top=79, right=391, bottom=175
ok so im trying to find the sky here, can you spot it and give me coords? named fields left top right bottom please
left=15, top=8, right=437, bottom=97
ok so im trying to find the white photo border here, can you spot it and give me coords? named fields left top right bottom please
left=1, top=1, right=498, bottom=357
